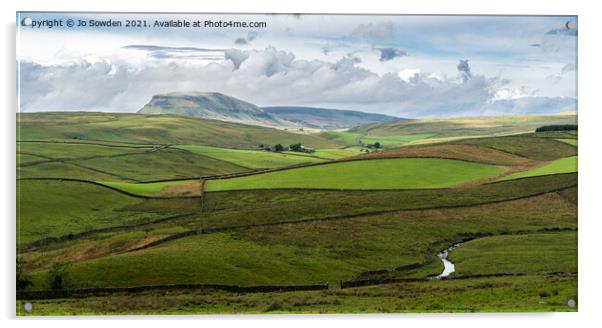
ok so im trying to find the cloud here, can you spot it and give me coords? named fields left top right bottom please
left=480, top=97, right=576, bottom=116
left=332, top=55, right=362, bottom=70
left=19, top=47, right=575, bottom=118
left=233, top=31, right=259, bottom=45
left=529, top=43, right=541, bottom=47
left=224, top=49, right=250, bottom=70
left=247, top=31, right=258, bottom=41
left=457, top=59, right=472, bottom=82
left=351, top=22, right=395, bottom=42
left=377, top=47, right=407, bottom=62
left=546, top=62, right=577, bottom=83
left=123, top=44, right=225, bottom=60
left=398, top=68, right=421, bottom=82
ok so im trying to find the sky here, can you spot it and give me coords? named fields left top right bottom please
left=16, top=13, right=577, bottom=118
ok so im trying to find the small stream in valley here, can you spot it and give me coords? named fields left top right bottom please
left=434, top=243, right=461, bottom=279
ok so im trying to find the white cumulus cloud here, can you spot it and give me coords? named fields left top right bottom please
left=18, top=47, right=575, bottom=118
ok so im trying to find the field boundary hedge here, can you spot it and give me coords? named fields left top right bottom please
left=340, top=273, right=528, bottom=288
left=17, top=283, right=328, bottom=300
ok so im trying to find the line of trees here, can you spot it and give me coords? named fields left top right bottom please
left=535, top=124, right=577, bottom=132
left=259, top=143, right=314, bottom=152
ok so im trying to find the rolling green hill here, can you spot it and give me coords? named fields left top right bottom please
left=15, top=110, right=578, bottom=315
left=17, top=112, right=341, bottom=149
left=347, top=113, right=577, bottom=147
left=25, top=190, right=576, bottom=289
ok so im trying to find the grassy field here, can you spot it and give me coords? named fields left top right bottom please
left=17, top=142, right=153, bottom=164
left=24, top=191, right=576, bottom=289
left=18, top=174, right=577, bottom=272
left=320, top=131, right=362, bottom=146
left=499, top=156, right=577, bottom=181
left=453, top=135, right=577, bottom=161
left=173, top=145, right=324, bottom=168
left=351, top=113, right=576, bottom=140
left=17, top=112, right=342, bottom=149
left=361, top=133, right=433, bottom=147
left=16, top=180, right=165, bottom=246
left=450, top=231, right=577, bottom=276
left=352, top=144, right=534, bottom=166
left=102, top=180, right=201, bottom=197
left=289, top=147, right=363, bottom=160
left=17, top=174, right=577, bottom=256
left=556, top=139, right=578, bottom=146
left=15, top=112, right=578, bottom=314
left=319, top=131, right=433, bottom=148
left=17, top=274, right=577, bottom=314
left=204, top=158, right=503, bottom=191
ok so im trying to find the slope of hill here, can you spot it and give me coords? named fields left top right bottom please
left=16, top=112, right=341, bottom=149
left=263, top=106, right=399, bottom=129
left=351, top=113, right=577, bottom=138
left=138, top=92, right=286, bottom=127
left=337, top=113, right=577, bottom=147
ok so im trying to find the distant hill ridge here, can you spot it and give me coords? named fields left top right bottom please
left=263, top=106, right=399, bottom=129
left=138, top=92, right=400, bottom=129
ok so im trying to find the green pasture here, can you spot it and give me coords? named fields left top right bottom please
left=319, top=131, right=362, bottom=146
left=101, top=180, right=199, bottom=197
left=361, top=133, right=433, bottom=147
left=174, top=145, right=323, bottom=169
left=17, top=274, right=577, bottom=314
left=17, top=112, right=341, bottom=149
left=18, top=175, right=577, bottom=275
left=351, top=113, right=577, bottom=139
left=73, top=149, right=248, bottom=182
left=15, top=112, right=579, bottom=314
left=205, top=158, right=504, bottom=191
left=17, top=142, right=151, bottom=162
left=499, top=156, right=577, bottom=181
left=24, top=190, right=576, bottom=289
left=450, top=231, right=577, bottom=275
left=455, top=135, right=577, bottom=161
left=295, top=147, right=363, bottom=160
left=555, top=138, right=578, bottom=146
left=16, top=180, right=160, bottom=246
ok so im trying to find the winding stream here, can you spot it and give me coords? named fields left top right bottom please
left=434, top=243, right=461, bottom=279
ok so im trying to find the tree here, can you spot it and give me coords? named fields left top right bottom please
left=373, top=142, right=381, bottom=149
left=273, top=144, right=285, bottom=152
left=16, top=257, right=32, bottom=290
left=289, top=143, right=302, bottom=152
left=47, top=262, right=70, bottom=290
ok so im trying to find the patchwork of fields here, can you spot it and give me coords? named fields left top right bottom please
left=16, top=112, right=577, bottom=314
